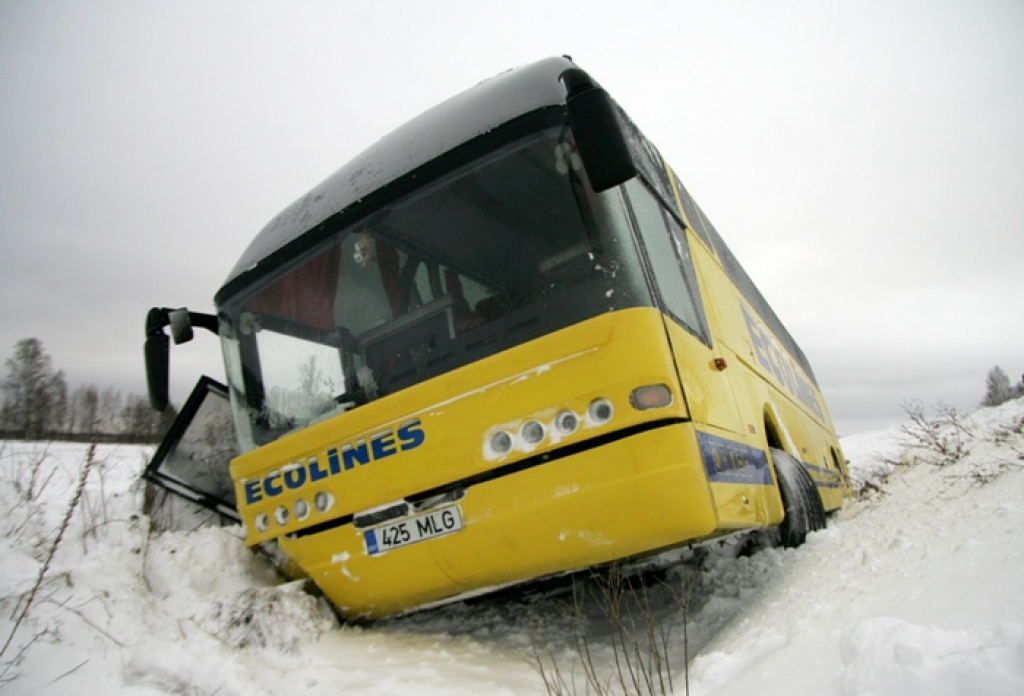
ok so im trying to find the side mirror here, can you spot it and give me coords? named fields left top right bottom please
left=560, top=68, right=637, bottom=192
left=145, top=308, right=170, bottom=412
left=169, top=308, right=194, bottom=344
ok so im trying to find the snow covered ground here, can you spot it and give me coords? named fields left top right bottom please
left=2, top=399, right=1023, bottom=695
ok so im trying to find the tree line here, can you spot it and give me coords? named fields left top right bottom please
left=0, top=337, right=177, bottom=443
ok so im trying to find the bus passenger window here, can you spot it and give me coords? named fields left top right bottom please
left=625, top=179, right=708, bottom=341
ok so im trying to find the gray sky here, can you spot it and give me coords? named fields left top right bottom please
left=1, top=0, right=1022, bottom=436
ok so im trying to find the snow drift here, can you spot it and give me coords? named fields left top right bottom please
left=2, top=399, right=1023, bottom=694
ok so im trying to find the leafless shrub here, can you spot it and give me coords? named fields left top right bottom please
left=991, top=414, right=1024, bottom=446
left=0, top=441, right=58, bottom=504
left=0, top=443, right=61, bottom=543
left=890, top=400, right=1024, bottom=488
left=889, top=400, right=973, bottom=469
left=0, top=441, right=98, bottom=682
left=529, top=564, right=694, bottom=696
left=955, top=458, right=1024, bottom=487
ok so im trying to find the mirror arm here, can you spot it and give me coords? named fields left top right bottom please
left=189, top=312, right=220, bottom=336
left=146, top=307, right=172, bottom=337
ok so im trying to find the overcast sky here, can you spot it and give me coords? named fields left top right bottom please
left=1, top=0, right=1022, bottom=436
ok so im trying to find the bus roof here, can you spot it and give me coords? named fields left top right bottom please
left=219, top=56, right=576, bottom=298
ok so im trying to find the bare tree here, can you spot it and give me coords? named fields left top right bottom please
left=68, top=384, right=99, bottom=435
left=298, top=355, right=324, bottom=396
left=982, top=365, right=1014, bottom=407
left=97, top=386, right=123, bottom=434
left=0, top=338, right=68, bottom=439
left=1, top=340, right=175, bottom=442
left=50, top=371, right=68, bottom=433
left=120, top=392, right=172, bottom=440
left=156, top=401, right=178, bottom=438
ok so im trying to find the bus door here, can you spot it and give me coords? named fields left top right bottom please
left=622, top=179, right=780, bottom=528
left=622, top=179, right=744, bottom=436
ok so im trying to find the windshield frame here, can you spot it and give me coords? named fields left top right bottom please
left=217, top=111, right=656, bottom=451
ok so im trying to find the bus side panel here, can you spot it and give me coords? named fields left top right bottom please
left=680, top=232, right=851, bottom=507
left=660, top=317, right=785, bottom=530
left=278, top=422, right=717, bottom=619
left=775, top=388, right=847, bottom=509
left=661, top=235, right=788, bottom=529
left=714, top=296, right=850, bottom=509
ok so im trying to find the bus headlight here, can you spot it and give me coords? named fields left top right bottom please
left=274, top=506, right=289, bottom=526
left=554, top=409, right=579, bottom=435
left=314, top=491, right=334, bottom=513
left=587, top=398, right=614, bottom=425
left=254, top=513, right=269, bottom=533
left=294, top=498, right=310, bottom=521
left=489, top=430, right=513, bottom=455
left=521, top=420, right=545, bottom=445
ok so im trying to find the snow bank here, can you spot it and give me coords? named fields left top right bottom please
left=837, top=423, right=905, bottom=491
left=840, top=618, right=1024, bottom=696
left=2, top=397, right=1023, bottom=695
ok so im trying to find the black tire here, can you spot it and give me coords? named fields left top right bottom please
left=771, top=448, right=827, bottom=548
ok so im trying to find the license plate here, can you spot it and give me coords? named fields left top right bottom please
left=364, top=505, right=463, bottom=556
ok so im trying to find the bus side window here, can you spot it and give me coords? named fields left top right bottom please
left=624, top=179, right=709, bottom=342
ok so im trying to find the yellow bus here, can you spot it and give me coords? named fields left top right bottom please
left=144, top=56, right=850, bottom=620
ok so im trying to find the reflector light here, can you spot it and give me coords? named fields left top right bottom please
left=490, top=430, right=513, bottom=455
left=588, top=398, right=614, bottom=424
left=255, top=513, right=269, bottom=533
left=630, top=384, right=673, bottom=410
left=521, top=420, right=545, bottom=444
left=554, top=409, right=579, bottom=435
left=314, top=491, right=334, bottom=513
left=274, top=506, right=289, bottom=526
left=294, top=498, right=310, bottom=521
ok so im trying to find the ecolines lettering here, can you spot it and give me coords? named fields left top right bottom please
left=741, top=306, right=824, bottom=419
left=243, top=419, right=425, bottom=505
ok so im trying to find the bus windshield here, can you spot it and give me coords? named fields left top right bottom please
left=218, top=126, right=653, bottom=450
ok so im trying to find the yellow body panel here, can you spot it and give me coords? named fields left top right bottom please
left=673, top=215, right=851, bottom=507
left=280, top=423, right=716, bottom=619
left=229, top=240, right=849, bottom=618
left=231, top=308, right=691, bottom=544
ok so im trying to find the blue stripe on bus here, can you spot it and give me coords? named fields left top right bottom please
left=697, top=432, right=844, bottom=489
left=697, top=432, right=774, bottom=486
left=803, top=461, right=844, bottom=488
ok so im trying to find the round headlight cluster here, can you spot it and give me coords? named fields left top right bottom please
left=252, top=489, right=335, bottom=535
left=484, top=398, right=616, bottom=458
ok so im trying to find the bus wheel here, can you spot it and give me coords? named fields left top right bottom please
left=771, top=448, right=827, bottom=548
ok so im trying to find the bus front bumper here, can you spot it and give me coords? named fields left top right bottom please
left=278, top=421, right=717, bottom=619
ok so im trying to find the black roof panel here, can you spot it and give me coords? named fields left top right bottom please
left=221, top=56, right=575, bottom=292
